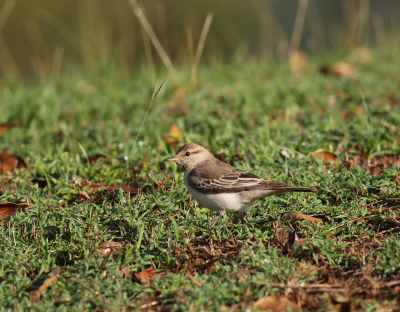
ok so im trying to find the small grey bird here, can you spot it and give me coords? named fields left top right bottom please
left=164, top=143, right=316, bottom=228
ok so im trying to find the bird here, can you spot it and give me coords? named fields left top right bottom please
left=164, top=143, right=316, bottom=228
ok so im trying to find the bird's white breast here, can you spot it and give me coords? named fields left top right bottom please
left=184, top=171, right=253, bottom=212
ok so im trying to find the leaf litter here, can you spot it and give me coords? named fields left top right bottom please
left=345, top=154, right=400, bottom=175
left=0, top=152, right=27, bottom=173
left=0, top=202, right=30, bottom=220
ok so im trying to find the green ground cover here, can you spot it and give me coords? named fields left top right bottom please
left=1, top=44, right=400, bottom=311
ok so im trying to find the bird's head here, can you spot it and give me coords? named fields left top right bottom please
left=164, top=143, right=213, bottom=171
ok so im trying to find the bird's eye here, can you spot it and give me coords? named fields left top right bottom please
left=185, top=152, right=191, bottom=156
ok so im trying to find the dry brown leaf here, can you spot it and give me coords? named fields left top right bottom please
left=0, top=152, right=27, bottom=172
left=88, top=184, right=103, bottom=190
left=0, top=203, right=18, bottom=219
left=283, top=210, right=322, bottom=224
left=321, top=62, right=357, bottom=79
left=254, top=295, right=302, bottom=311
left=0, top=121, right=20, bottom=132
left=312, top=149, right=338, bottom=163
left=162, top=124, right=183, bottom=148
left=98, top=242, right=121, bottom=255
left=134, top=267, right=156, bottom=283
left=0, top=203, right=29, bottom=219
left=82, top=154, right=106, bottom=164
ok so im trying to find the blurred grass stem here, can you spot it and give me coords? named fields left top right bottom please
left=289, top=0, right=309, bottom=55
left=0, top=0, right=18, bottom=76
left=129, top=0, right=180, bottom=84
left=124, top=79, right=164, bottom=179
left=191, top=12, right=213, bottom=87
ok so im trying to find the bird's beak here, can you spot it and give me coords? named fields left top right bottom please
left=163, top=156, right=179, bottom=162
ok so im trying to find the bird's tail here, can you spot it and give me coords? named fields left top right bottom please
left=281, top=187, right=316, bottom=193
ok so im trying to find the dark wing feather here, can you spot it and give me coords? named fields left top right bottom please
left=187, top=168, right=288, bottom=194
left=187, top=159, right=316, bottom=194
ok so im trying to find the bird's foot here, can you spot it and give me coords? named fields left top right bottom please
left=203, top=210, right=224, bottom=229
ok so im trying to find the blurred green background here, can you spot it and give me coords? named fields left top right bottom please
left=0, top=0, right=399, bottom=80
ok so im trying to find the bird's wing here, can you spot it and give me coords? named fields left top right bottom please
left=187, top=165, right=288, bottom=194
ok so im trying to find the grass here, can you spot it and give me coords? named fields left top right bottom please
left=1, top=43, right=400, bottom=311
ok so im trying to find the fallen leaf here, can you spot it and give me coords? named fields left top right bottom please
left=0, top=121, right=20, bottom=132
left=162, top=124, right=182, bottom=148
left=254, top=295, right=301, bottom=311
left=97, top=241, right=121, bottom=255
left=134, top=267, right=156, bottom=283
left=0, top=203, right=18, bottom=219
left=0, top=203, right=29, bottom=219
left=82, top=154, right=106, bottom=164
left=311, top=149, right=338, bottom=163
left=321, top=62, right=357, bottom=79
left=0, top=152, right=27, bottom=172
left=283, top=210, right=322, bottom=224
left=88, top=184, right=102, bottom=190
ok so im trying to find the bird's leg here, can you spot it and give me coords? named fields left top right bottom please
left=237, top=211, right=244, bottom=223
left=205, top=210, right=225, bottom=229
left=238, top=211, right=245, bottom=222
